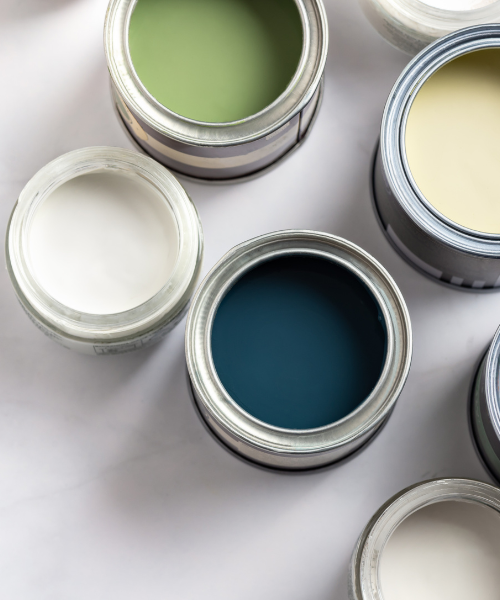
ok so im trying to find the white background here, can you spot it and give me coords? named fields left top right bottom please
left=0, top=1, right=497, bottom=598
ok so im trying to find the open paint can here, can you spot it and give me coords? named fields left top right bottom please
left=104, top=0, right=328, bottom=182
left=185, top=230, right=412, bottom=470
left=471, top=327, right=500, bottom=482
left=350, top=478, right=500, bottom=600
left=6, top=147, right=203, bottom=355
left=358, top=0, right=500, bottom=55
left=373, top=25, right=500, bottom=290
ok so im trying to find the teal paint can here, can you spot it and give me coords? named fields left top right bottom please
left=186, top=230, right=412, bottom=470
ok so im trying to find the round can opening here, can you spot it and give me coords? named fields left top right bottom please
left=404, top=47, right=500, bottom=236
left=380, top=500, right=500, bottom=600
left=128, top=0, right=304, bottom=123
left=211, top=254, right=388, bottom=430
left=27, top=170, right=179, bottom=316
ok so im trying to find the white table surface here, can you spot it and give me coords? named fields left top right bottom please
left=0, top=1, right=497, bottom=598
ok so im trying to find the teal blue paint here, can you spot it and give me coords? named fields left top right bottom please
left=211, top=256, right=387, bottom=430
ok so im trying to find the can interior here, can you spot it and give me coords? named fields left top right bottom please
left=25, top=169, right=180, bottom=316
left=210, top=254, right=388, bottom=430
left=127, top=0, right=304, bottom=124
left=403, top=47, right=500, bottom=237
left=379, top=499, right=500, bottom=600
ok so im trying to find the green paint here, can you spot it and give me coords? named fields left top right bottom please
left=128, top=0, right=303, bottom=123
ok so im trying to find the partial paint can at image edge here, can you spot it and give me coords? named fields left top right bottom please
left=104, top=0, right=328, bottom=182
left=349, top=479, right=500, bottom=600
left=373, top=25, right=500, bottom=291
left=471, top=327, right=500, bottom=483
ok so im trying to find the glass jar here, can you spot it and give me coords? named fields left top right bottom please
left=186, top=230, right=412, bottom=470
left=6, top=147, right=203, bottom=355
left=349, top=478, right=500, bottom=599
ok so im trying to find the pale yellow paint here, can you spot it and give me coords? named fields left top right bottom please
left=405, top=49, right=500, bottom=234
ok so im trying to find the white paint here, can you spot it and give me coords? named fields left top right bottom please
left=380, top=501, right=500, bottom=600
left=28, top=171, right=179, bottom=315
left=418, top=0, right=496, bottom=10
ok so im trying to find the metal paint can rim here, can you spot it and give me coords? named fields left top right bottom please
left=104, top=0, right=328, bottom=147
left=349, top=478, right=500, bottom=600
left=112, top=79, right=325, bottom=186
left=381, top=24, right=500, bottom=259
left=185, top=230, right=412, bottom=469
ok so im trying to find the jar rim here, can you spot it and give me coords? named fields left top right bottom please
left=7, top=146, right=203, bottom=341
left=350, top=478, right=500, bottom=600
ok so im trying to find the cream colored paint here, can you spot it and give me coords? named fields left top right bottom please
left=405, top=49, right=500, bottom=234
left=29, top=171, right=179, bottom=315
left=380, top=501, right=500, bottom=600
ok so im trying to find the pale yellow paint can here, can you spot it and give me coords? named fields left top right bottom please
left=405, top=49, right=500, bottom=235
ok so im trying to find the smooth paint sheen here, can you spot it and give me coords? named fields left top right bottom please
left=128, top=0, right=303, bottom=123
left=405, top=49, right=500, bottom=234
left=418, top=0, right=496, bottom=10
left=211, top=256, right=387, bottom=430
left=380, top=501, right=500, bottom=600
left=29, top=172, right=179, bottom=315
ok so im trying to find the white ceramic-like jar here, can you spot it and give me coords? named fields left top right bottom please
left=358, top=0, right=500, bottom=54
left=6, top=147, right=203, bottom=355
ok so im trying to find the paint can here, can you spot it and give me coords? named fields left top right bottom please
left=185, top=230, right=412, bottom=470
left=373, top=25, right=500, bottom=291
left=471, top=327, right=500, bottom=482
left=104, top=0, right=328, bottom=182
left=349, top=478, right=500, bottom=600
left=358, top=0, right=500, bottom=55
left=6, top=147, right=203, bottom=355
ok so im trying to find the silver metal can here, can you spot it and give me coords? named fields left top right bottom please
left=6, top=147, right=203, bottom=355
left=104, top=0, right=328, bottom=182
left=185, top=230, right=412, bottom=470
left=349, top=478, right=500, bottom=600
left=471, top=327, right=500, bottom=482
left=373, top=25, right=500, bottom=291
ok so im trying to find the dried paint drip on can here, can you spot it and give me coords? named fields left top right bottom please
left=6, top=147, right=203, bottom=355
left=349, top=479, right=500, bottom=600
left=373, top=25, right=500, bottom=291
left=211, top=255, right=387, bottom=430
left=105, top=0, right=328, bottom=181
left=471, top=326, right=500, bottom=482
left=186, top=231, right=412, bottom=470
left=357, top=0, right=500, bottom=55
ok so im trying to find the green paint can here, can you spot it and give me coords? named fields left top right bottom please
left=105, top=0, right=328, bottom=181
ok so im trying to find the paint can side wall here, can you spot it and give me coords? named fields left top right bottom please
left=112, top=81, right=322, bottom=181
left=373, top=145, right=500, bottom=290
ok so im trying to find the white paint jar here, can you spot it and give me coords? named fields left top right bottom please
left=358, top=0, right=500, bottom=54
left=6, top=147, right=203, bottom=355
left=349, top=479, right=500, bottom=600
